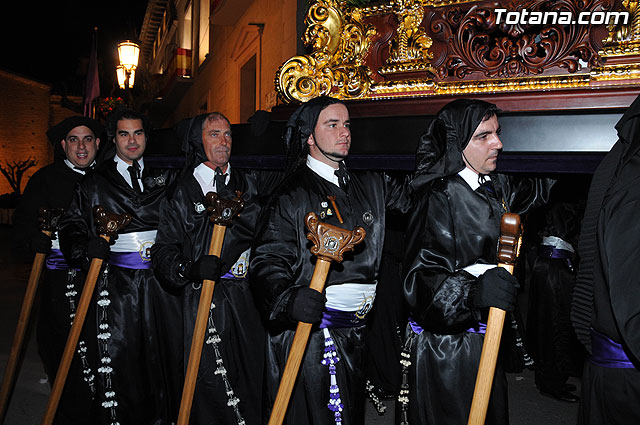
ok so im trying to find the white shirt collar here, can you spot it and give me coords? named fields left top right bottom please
left=64, top=159, right=95, bottom=175
left=114, top=155, right=145, bottom=189
left=193, top=162, right=231, bottom=195
left=458, top=166, right=490, bottom=191
left=306, top=154, right=340, bottom=187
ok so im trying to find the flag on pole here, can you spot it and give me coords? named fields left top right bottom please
left=84, top=27, right=100, bottom=118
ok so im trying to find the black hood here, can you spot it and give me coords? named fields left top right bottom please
left=174, top=113, right=209, bottom=168
left=410, top=99, right=497, bottom=192
left=614, top=92, right=640, bottom=168
left=283, top=96, right=346, bottom=173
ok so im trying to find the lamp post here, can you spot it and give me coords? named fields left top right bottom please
left=116, top=40, right=140, bottom=106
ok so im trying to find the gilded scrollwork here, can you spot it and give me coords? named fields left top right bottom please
left=380, top=0, right=436, bottom=75
left=276, top=0, right=640, bottom=103
left=601, top=0, right=640, bottom=55
left=275, top=0, right=375, bottom=103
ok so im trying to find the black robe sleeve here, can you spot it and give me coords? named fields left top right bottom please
left=602, top=190, right=640, bottom=361
left=383, top=171, right=413, bottom=214
left=58, top=178, right=93, bottom=269
left=402, top=186, right=478, bottom=334
left=250, top=190, right=301, bottom=326
left=150, top=190, right=193, bottom=291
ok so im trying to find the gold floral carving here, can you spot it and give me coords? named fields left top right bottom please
left=275, top=0, right=375, bottom=103
left=380, top=0, right=436, bottom=76
left=276, top=0, right=640, bottom=103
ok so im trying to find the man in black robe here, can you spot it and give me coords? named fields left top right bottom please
left=525, top=180, right=586, bottom=403
left=151, top=112, right=280, bottom=424
left=12, top=116, right=103, bottom=424
left=400, top=99, right=554, bottom=425
left=571, top=94, right=640, bottom=424
left=58, top=108, right=179, bottom=425
left=250, top=96, right=411, bottom=425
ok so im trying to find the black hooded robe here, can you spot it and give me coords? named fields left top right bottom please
left=58, top=158, right=179, bottom=425
left=151, top=167, right=278, bottom=425
left=401, top=174, right=552, bottom=425
left=12, top=160, right=99, bottom=424
left=400, top=99, right=553, bottom=425
left=250, top=166, right=411, bottom=425
left=525, top=191, right=586, bottom=395
left=571, top=94, right=640, bottom=425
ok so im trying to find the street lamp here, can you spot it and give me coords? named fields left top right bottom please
left=116, top=40, right=140, bottom=89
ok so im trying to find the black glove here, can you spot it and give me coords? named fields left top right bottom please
left=287, top=286, right=326, bottom=323
left=87, top=237, right=110, bottom=260
left=30, top=231, right=52, bottom=254
left=186, top=255, right=222, bottom=282
left=473, top=267, right=520, bottom=312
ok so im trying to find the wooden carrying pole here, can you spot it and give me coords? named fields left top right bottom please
left=41, top=206, right=131, bottom=425
left=268, top=212, right=366, bottom=425
left=177, top=192, right=244, bottom=425
left=467, top=213, right=522, bottom=425
left=0, top=207, right=62, bottom=424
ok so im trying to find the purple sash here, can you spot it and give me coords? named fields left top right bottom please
left=319, top=307, right=366, bottom=329
left=408, top=318, right=486, bottom=335
left=46, top=249, right=69, bottom=270
left=108, top=252, right=153, bottom=269
left=220, top=270, right=245, bottom=280
left=538, top=245, right=575, bottom=270
left=590, top=328, right=635, bottom=368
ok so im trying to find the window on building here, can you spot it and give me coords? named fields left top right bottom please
left=198, top=0, right=210, bottom=65
left=183, top=2, right=192, bottom=50
left=240, top=55, right=257, bottom=122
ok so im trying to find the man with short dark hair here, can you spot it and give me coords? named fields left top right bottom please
left=58, top=108, right=179, bottom=424
left=12, top=116, right=103, bottom=424
left=151, top=112, right=280, bottom=424
left=250, top=96, right=411, bottom=425
left=400, top=99, right=554, bottom=425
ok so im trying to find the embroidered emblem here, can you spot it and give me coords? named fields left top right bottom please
left=326, top=208, right=333, bottom=216
left=154, top=175, right=166, bottom=186
left=139, top=241, right=153, bottom=262
left=194, top=202, right=206, bottom=213
left=231, top=249, right=250, bottom=278
left=362, top=211, right=374, bottom=226
left=320, top=211, right=326, bottom=219
left=355, top=292, right=376, bottom=320
left=321, top=201, right=328, bottom=208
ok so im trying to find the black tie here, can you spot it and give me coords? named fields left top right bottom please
left=334, top=162, right=349, bottom=192
left=128, top=160, right=142, bottom=194
left=215, top=167, right=227, bottom=191
left=476, top=176, right=496, bottom=198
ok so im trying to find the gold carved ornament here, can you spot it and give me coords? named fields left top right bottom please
left=275, top=0, right=376, bottom=103
left=276, top=0, right=640, bottom=103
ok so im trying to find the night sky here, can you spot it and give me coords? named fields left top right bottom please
left=1, top=1, right=148, bottom=98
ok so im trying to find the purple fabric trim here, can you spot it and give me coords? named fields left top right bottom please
left=319, top=306, right=365, bottom=329
left=220, top=270, right=245, bottom=280
left=46, top=249, right=69, bottom=270
left=590, top=328, right=635, bottom=368
left=108, top=251, right=153, bottom=269
left=538, top=245, right=575, bottom=270
left=408, top=318, right=486, bottom=335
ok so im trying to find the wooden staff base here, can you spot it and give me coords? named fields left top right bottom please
left=41, top=234, right=110, bottom=425
left=177, top=224, right=227, bottom=425
left=0, top=231, right=52, bottom=424
left=267, top=258, right=331, bottom=425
